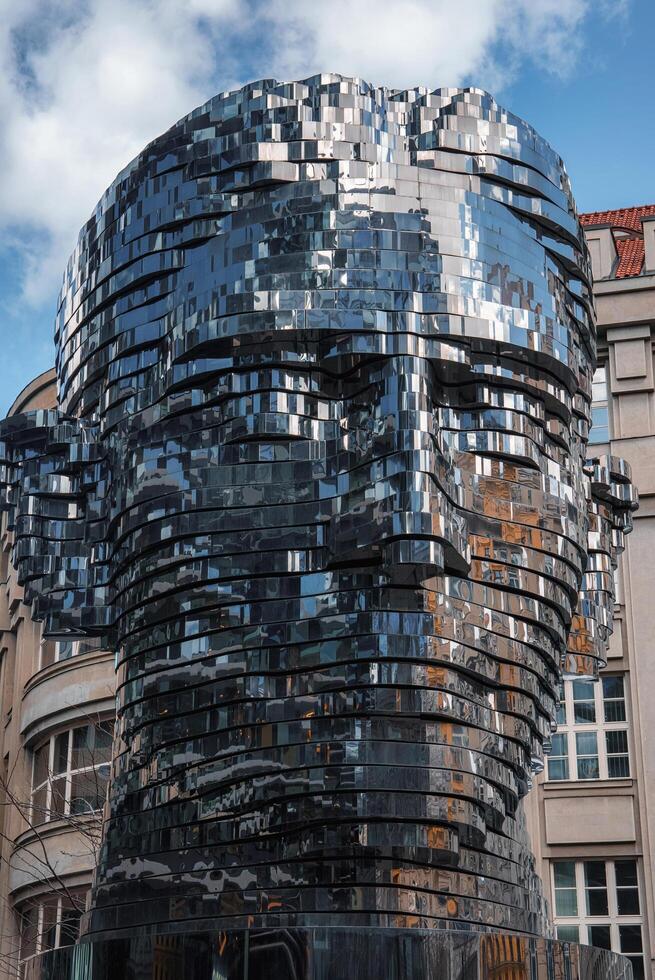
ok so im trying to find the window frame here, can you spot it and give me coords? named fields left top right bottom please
left=39, top=638, right=102, bottom=671
left=589, top=363, right=610, bottom=445
left=546, top=675, right=630, bottom=783
left=30, top=720, right=113, bottom=825
left=18, top=889, right=88, bottom=964
left=551, top=859, right=645, bottom=978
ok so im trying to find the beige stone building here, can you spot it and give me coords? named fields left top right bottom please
left=527, top=204, right=655, bottom=980
left=0, top=207, right=654, bottom=979
left=0, top=370, right=115, bottom=977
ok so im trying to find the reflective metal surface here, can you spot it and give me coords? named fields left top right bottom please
left=0, top=75, right=637, bottom=958
left=24, top=928, right=634, bottom=980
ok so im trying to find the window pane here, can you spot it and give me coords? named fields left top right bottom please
left=608, top=755, right=630, bottom=779
left=71, top=726, right=94, bottom=771
left=584, top=862, right=608, bottom=916
left=556, top=683, right=566, bottom=725
left=547, top=758, right=569, bottom=781
left=604, top=698, right=627, bottom=723
left=31, top=784, right=47, bottom=823
left=584, top=861, right=607, bottom=889
left=41, top=898, right=58, bottom=952
left=613, top=567, right=622, bottom=606
left=572, top=680, right=594, bottom=700
left=547, top=733, right=569, bottom=780
left=573, top=700, right=596, bottom=723
left=554, top=862, right=576, bottom=889
left=592, top=367, right=607, bottom=399
left=553, top=861, right=578, bottom=917
left=49, top=777, right=67, bottom=820
left=19, top=905, right=38, bottom=960
left=589, top=424, right=609, bottom=444
left=628, top=957, right=645, bottom=980
left=56, top=641, right=74, bottom=662
left=62, top=888, right=88, bottom=912
left=59, top=906, right=82, bottom=947
left=53, top=731, right=69, bottom=776
left=586, top=888, right=609, bottom=916
left=572, top=681, right=596, bottom=723
left=95, top=723, right=113, bottom=762
left=602, top=675, right=624, bottom=700
left=551, top=733, right=567, bottom=755
left=615, top=860, right=638, bottom=887
left=576, top=731, right=599, bottom=780
left=577, top=756, right=600, bottom=779
left=617, top=888, right=640, bottom=915
left=97, top=763, right=110, bottom=798
left=32, top=743, right=49, bottom=790
left=606, top=730, right=628, bottom=754
left=556, top=925, right=579, bottom=943
left=40, top=641, right=55, bottom=669
left=72, top=723, right=113, bottom=770
left=576, top=732, right=598, bottom=755
left=589, top=926, right=611, bottom=950
left=70, top=764, right=109, bottom=815
left=555, top=889, right=578, bottom=917
left=606, top=729, right=630, bottom=778
left=619, top=924, right=643, bottom=954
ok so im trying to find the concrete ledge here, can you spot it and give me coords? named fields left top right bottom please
left=10, top=820, right=99, bottom=897
left=20, top=650, right=114, bottom=742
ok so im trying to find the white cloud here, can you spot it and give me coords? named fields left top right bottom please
left=0, top=0, right=630, bottom=308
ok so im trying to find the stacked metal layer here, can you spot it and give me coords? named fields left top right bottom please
left=0, top=76, right=637, bottom=941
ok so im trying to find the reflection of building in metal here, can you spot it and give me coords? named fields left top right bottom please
left=481, top=934, right=528, bottom=979
left=0, top=76, right=638, bottom=976
left=526, top=203, right=655, bottom=980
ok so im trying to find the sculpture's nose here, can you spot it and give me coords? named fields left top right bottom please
left=326, top=470, right=469, bottom=581
left=326, top=355, right=470, bottom=582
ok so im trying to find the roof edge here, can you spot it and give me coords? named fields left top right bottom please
left=8, top=368, right=57, bottom=417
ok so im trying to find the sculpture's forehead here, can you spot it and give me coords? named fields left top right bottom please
left=55, top=77, right=593, bottom=419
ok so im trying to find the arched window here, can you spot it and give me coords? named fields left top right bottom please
left=18, top=888, right=89, bottom=966
left=31, top=720, right=113, bottom=824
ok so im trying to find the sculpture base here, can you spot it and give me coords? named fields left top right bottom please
left=24, top=927, right=634, bottom=979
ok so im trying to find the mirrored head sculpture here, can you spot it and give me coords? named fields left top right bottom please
left=0, top=75, right=638, bottom=978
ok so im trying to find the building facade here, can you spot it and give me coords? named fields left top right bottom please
left=528, top=204, right=655, bottom=980
left=0, top=371, right=115, bottom=978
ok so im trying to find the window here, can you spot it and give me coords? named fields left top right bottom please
left=546, top=676, right=630, bottom=782
left=547, top=733, right=569, bottom=781
left=572, top=680, right=596, bottom=723
left=576, top=731, right=599, bottom=780
left=39, top=638, right=102, bottom=670
left=589, top=364, right=610, bottom=444
left=553, top=861, right=577, bottom=916
left=613, top=564, right=623, bottom=607
left=31, top=721, right=113, bottom=824
left=552, top=859, right=644, bottom=979
left=18, top=890, right=88, bottom=964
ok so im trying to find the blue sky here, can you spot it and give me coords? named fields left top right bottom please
left=0, top=0, right=653, bottom=414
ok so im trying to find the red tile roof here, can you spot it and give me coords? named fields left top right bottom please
left=580, top=203, right=655, bottom=279
left=580, top=204, right=655, bottom=233
left=614, top=237, right=644, bottom=278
